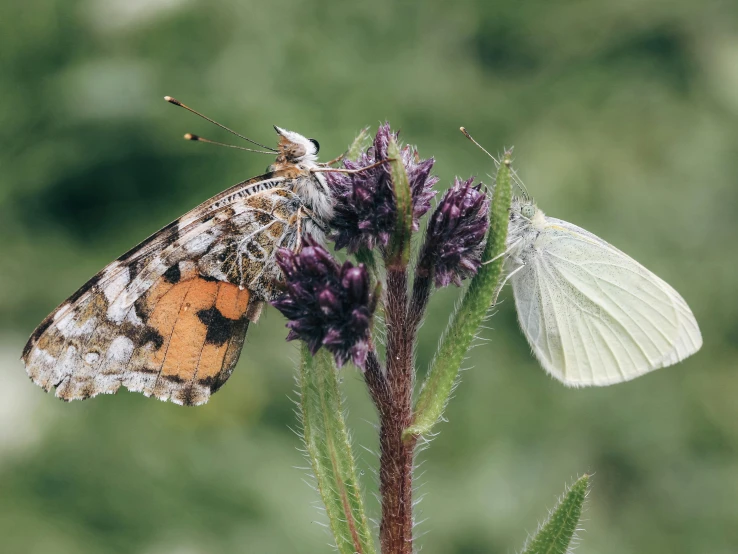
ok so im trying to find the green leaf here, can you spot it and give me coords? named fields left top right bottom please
left=385, top=137, right=413, bottom=269
left=404, top=151, right=513, bottom=439
left=299, top=346, right=376, bottom=554
left=347, top=127, right=372, bottom=161
left=521, top=475, right=591, bottom=554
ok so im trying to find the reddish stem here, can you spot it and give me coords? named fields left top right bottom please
left=376, top=268, right=415, bottom=554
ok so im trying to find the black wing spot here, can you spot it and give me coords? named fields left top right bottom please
left=246, top=242, right=263, bottom=259
left=133, top=296, right=150, bottom=322
left=196, top=306, right=236, bottom=346
left=139, top=327, right=164, bottom=350
left=163, top=264, right=181, bottom=284
left=197, top=375, right=217, bottom=388
left=181, top=385, right=198, bottom=406
left=254, top=211, right=272, bottom=226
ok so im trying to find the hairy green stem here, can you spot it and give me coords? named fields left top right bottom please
left=299, top=346, right=376, bottom=554
left=405, top=151, right=513, bottom=439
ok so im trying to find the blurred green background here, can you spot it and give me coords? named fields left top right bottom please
left=2, top=0, right=738, bottom=552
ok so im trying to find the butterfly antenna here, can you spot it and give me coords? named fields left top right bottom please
left=462, top=128, right=531, bottom=200
left=460, top=127, right=500, bottom=165
left=509, top=165, right=531, bottom=200
left=502, top=149, right=530, bottom=200
left=165, top=96, right=277, bottom=152
left=183, top=133, right=275, bottom=154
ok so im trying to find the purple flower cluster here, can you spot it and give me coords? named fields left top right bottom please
left=327, top=123, right=438, bottom=253
left=418, top=177, right=490, bottom=287
left=271, top=239, right=374, bottom=368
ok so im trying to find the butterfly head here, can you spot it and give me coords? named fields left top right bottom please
left=273, top=126, right=320, bottom=166
left=520, top=202, right=536, bottom=219
left=271, top=126, right=333, bottom=237
left=511, top=196, right=545, bottom=228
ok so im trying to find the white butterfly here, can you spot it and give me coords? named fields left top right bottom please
left=502, top=196, right=702, bottom=386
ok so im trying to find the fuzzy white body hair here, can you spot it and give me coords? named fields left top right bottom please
left=273, top=126, right=334, bottom=241
left=506, top=196, right=546, bottom=265
left=294, top=172, right=333, bottom=219
left=294, top=171, right=333, bottom=242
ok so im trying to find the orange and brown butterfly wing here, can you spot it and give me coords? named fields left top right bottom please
left=27, top=266, right=253, bottom=405
left=22, top=171, right=309, bottom=406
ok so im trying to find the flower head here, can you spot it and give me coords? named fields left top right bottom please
left=271, top=239, right=374, bottom=368
left=327, top=123, right=439, bottom=253
left=418, top=177, right=490, bottom=287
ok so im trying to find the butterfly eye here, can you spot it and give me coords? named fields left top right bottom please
left=521, top=204, right=535, bottom=218
left=308, top=138, right=320, bottom=154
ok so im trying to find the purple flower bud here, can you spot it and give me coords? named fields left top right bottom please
left=418, top=177, right=490, bottom=287
left=272, top=238, right=375, bottom=368
left=327, top=123, right=439, bottom=253
left=342, top=266, right=368, bottom=303
left=318, top=289, right=340, bottom=315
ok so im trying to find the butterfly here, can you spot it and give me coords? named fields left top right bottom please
left=460, top=128, right=702, bottom=386
left=503, top=195, right=702, bottom=386
left=21, top=97, right=379, bottom=406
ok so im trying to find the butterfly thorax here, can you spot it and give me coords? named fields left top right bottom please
left=507, top=197, right=546, bottom=264
left=194, top=127, right=333, bottom=298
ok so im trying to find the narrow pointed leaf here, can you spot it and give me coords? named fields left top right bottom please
left=405, top=151, right=513, bottom=439
left=299, top=346, right=376, bottom=554
left=521, top=474, right=591, bottom=554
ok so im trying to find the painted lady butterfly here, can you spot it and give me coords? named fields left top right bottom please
left=21, top=97, right=379, bottom=406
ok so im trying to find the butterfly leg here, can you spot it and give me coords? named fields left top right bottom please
left=482, top=238, right=522, bottom=266
left=295, top=215, right=303, bottom=249
left=310, top=158, right=391, bottom=174
left=291, top=207, right=308, bottom=251
left=289, top=205, right=330, bottom=250
left=295, top=205, right=330, bottom=238
left=492, top=264, right=525, bottom=306
left=318, top=152, right=346, bottom=167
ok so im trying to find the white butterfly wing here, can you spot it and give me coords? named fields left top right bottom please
left=511, top=217, right=702, bottom=386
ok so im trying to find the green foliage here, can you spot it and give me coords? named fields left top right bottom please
left=522, top=475, right=590, bottom=554
left=299, top=346, right=375, bottom=554
left=405, top=151, right=512, bottom=439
